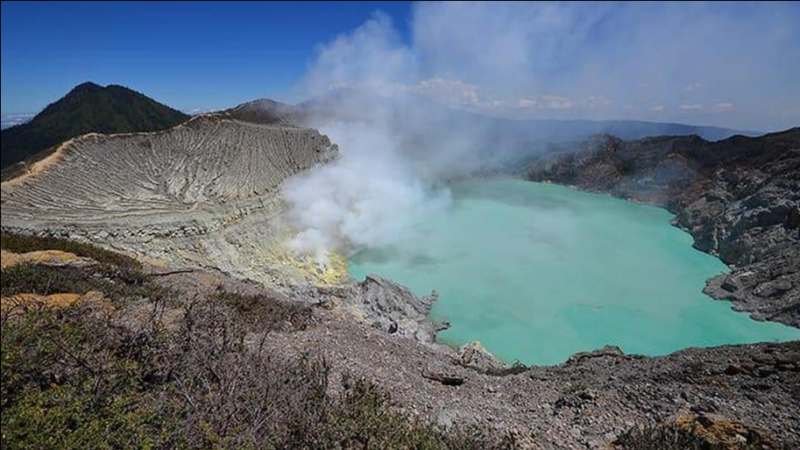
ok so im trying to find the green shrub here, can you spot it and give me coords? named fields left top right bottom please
left=1, top=306, right=172, bottom=450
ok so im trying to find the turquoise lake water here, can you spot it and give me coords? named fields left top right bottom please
left=348, top=179, right=800, bottom=366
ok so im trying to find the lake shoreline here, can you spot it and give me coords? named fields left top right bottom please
left=349, top=178, right=800, bottom=366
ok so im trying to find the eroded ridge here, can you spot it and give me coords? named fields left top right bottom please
left=2, top=116, right=338, bottom=285
left=2, top=116, right=335, bottom=225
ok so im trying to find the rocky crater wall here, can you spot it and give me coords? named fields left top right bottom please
left=526, top=129, right=800, bottom=327
left=1, top=116, right=339, bottom=286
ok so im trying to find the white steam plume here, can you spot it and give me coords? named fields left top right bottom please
left=283, top=120, right=451, bottom=258
left=283, top=12, right=452, bottom=258
left=282, top=2, right=800, bottom=258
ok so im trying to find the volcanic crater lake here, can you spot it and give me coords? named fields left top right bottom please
left=348, top=179, right=800, bottom=365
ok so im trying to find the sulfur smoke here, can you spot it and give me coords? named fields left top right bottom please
left=282, top=1, right=800, bottom=259
left=282, top=12, right=453, bottom=259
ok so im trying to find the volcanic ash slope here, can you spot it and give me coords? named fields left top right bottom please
left=1, top=115, right=338, bottom=285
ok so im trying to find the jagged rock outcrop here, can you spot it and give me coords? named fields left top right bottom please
left=526, top=128, right=800, bottom=327
left=2, top=115, right=338, bottom=286
left=348, top=275, right=442, bottom=343
left=291, top=275, right=444, bottom=344
left=457, top=340, right=510, bottom=373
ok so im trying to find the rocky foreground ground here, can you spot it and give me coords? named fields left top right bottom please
left=527, top=129, right=800, bottom=328
left=2, top=243, right=798, bottom=449
left=157, top=265, right=800, bottom=449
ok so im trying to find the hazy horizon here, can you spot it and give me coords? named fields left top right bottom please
left=2, top=1, right=799, bottom=131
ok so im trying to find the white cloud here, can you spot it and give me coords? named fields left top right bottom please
left=298, top=2, right=799, bottom=130
left=681, top=82, right=702, bottom=93
left=680, top=104, right=703, bottom=110
left=408, top=78, right=614, bottom=114
left=0, top=113, right=34, bottom=129
left=712, top=102, right=736, bottom=112
left=649, top=105, right=666, bottom=112
left=410, top=78, right=484, bottom=108
left=514, top=94, right=573, bottom=110
left=408, top=1, right=798, bottom=130
left=585, top=95, right=611, bottom=108
left=539, top=95, right=573, bottom=109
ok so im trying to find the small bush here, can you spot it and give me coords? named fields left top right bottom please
left=1, top=305, right=171, bottom=450
left=613, top=423, right=777, bottom=450
left=212, top=289, right=314, bottom=333
left=615, top=424, right=719, bottom=450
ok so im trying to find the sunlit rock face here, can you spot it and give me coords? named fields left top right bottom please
left=1, top=115, right=339, bottom=286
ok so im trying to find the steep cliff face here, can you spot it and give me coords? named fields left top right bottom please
left=527, top=129, right=800, bottom=327
left=1, top=115, right=338, bottom=286
left=673, top=133, right=799, bottom=327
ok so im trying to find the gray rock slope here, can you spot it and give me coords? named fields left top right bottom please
left=2, top=115, right=337, bottom=285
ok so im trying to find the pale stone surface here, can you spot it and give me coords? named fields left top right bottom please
left=2, top=115, right=338, bottom=287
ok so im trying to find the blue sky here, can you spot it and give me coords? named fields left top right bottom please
left=2, top=1, right=798, bottom=131
left=1, top=1, right=412, bottom=113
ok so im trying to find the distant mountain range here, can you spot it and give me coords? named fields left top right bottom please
left=1, top=82, right=760, bottom=175
left=1, top=82, right=189, bottom=170
left=279, top=91, right=761, bottom=176
left=297, top=90, right=759, bottom=142
left=493, top=117, right=759, bottom=142
left=1, top=114, right=34, bottom=130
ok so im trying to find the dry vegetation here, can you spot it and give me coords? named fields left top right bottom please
left=613, top=422, right=788, bottom=450
left=0, top=233, right=513, bottom=449
left=1, top=232, right=141, bottom=270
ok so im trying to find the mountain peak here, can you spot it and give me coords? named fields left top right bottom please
left=69, top=81, right=104, bottom=94
left=1, top=83, right=189, bottom=171
left=223, top=98, right=302, bottom=125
